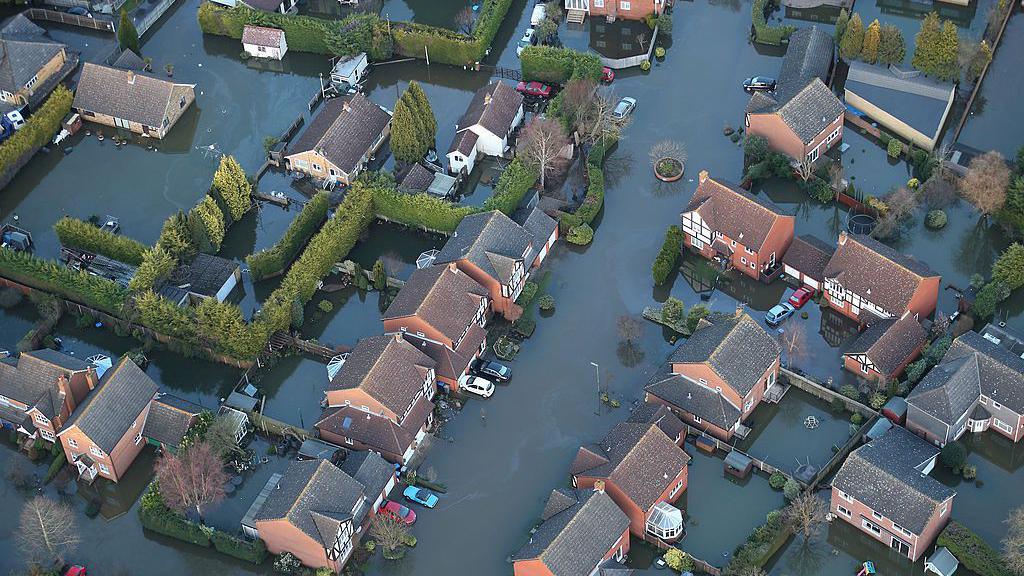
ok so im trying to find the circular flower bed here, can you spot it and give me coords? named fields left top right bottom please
left=655, top=157, right=684, bottom=182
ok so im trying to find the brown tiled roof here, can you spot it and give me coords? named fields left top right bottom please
left=143, top=393, right=203, bottom=448
left=456, top=81, right=523, bottom=138
left=0, top=14, right=66, bottom=95
left=401, top=323, right=486, bottom=382
left=73, top=62, right=194, bottom=129
left=62, top=358, right=158, bottom=453
left=397, top=162, right=435, bottom=192
left=433, top=210, right=535, bottom=285
left=382, top=264, right=488, bottom=343
left=667, top=312, right=780, bottom=396
left=846, top=313, right=927, bottom=376
left=316, top=395, right=433, bottom=458
left=287, top=94, right=391, bottom=175
left=782, top=234, right=835, bottom=282
left=0, top=350, right=91, bottom=419
left=328, top=335, right=435, bottom=417
left=241, top=25, right=283, bottom=47
left=447, top=129, right=478, bottom=155
left=823, top=233, right=939, bottom=315
left=683, top=175, right=790, bottom=252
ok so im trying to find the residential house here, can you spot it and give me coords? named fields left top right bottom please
left=382, top=263, right=490, bottom=390
left=242, top=25, right=288, bottom=60
left=842, top=311, right=928, bottom=382
left=142, top=393, right=204, bottom=452
left=565, top=0, right=665, bottom=21
left=745, top=26, right=844, bottom=162
left=111, top=49, right=146, bottom=71
left=822, top=231, right=940, bottom=323
left=338, top=451, right=397, bottom=515
left=446, top=81, right=524, bottom=175
left=241, top=0, right=296, bottom=14
left=570, top=418, right=691, bottom=542
left=57, top=358, right=159, bottom=483
left=158, top=253, right=242, bottom=305
left=644, top=311, right=781, bottom=441
left=513, top=204, right=560, bottom=269
left=680, top=170, right=795, bottom=281
left=72, top=62, right=196, bottom=139
left=845, top=62, right=956, bottom=151
left=315, top=334, right=436, bottom=465
left=831, top=425, right=955, bottom=560
left=285, top=93, right=392, bottom=186
left=432, top=210, right=540, bottom=321
left=511, top=488, right=631, bottom=576
left=906, top=331, right=1024, bottom=446
left=0, top=14, right=75, bottom=109
left=0, top=349, right=98, bottom=443
left=781, top=233, right=834, bottom=291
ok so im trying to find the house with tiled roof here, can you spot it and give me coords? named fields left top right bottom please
left=0, top=14, right=75, bottom=109
left=72, top=62, right=195, bottom=139
left=513, top=202, right=559, bottom=269
left=316, top=334, right=436, bottom=464
left=782, top=233, right=835, bottom=290
left=446, top=81, right=524, bottom=175
left=57, top=357, right=158, bottom=483
left=680, top=170, right=795, bottom=281
left=285, top=93, right=392, bottom=185
left=0, top=349, right=98, bottom=443
left=570, top=417, right=691, bottom=542
left=822, top=231, right=940, bottom=323
left=339, top=451, right=397, bottom=514
left=906, top=331, right=1024, bottom=446
left=843, top=311, right=928, bottom=382
left=745, top=26, right=844, bottom=162
left=242, top=25, right=287, bottom=60
left=143, top=393, right=204, bottom=452
left=512, top=488, right=631, bottom=576
left=383, top=263, right=490, bottom=390
left=160, top=252, right=241, bottom=305
left=831, top=425, right=954, bottom=560
left=645, top=311, right=781, bottom=441
left=433, top=210, right=539, bottom=320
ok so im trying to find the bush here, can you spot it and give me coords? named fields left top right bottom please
left=516, top=281, right=539, bottom=306
left=53, top=217, right=148, bottom=266
left=0, top=248, right=128, bottom=314
left=44, top=450, right=66, bottom=484
left=211, top=529, right=267, bottom=564
left=538, top=294, right=555, bottom=311
left=839, top=384, right=860, bottom=401
left=664, top=548, right=693, bottom=572
left=962, top=464, right=977, bottom=480
left=803, top=176, right=835, bottom=203
left=769, top=471, right=787, bottom=490
left=925, top=209, right=948, bottom=229
left=482, top=158, right=538, bottom=215
left=372, top=184, right=474, bottom=233
left=566, top=223, right=594, bottom=245
left=973, top=280, right=1010, bottom=319
left=662, top=297, right=685, bottom=327
left=655, top=46, right=666, bottom=58
left=941, top=441, right=967, bottom=472
left=513, top=317, right=536, bottom=338
left=640, top=59, right=651, bottom=71
left=830, top=397, right=845, bottom=413
left=685, top=304, right=710, bottom=333
left=850, top=412, right=863, bottom=425
left=905, top=359, right=928, bottom=384
left=869, top=392, right=887, bottom=410
left=247, top=191, right=330, bottom=280
left=783, top=478, right=801, bottom=500
left=0, top=86, right=73, bottom=188
left=138, top=484, right=211, bottom=547
left=751, top=0, right=795, bottom=45
left=520, top=45, right=603, bottom=84
left=724, top=507, right=789, bottom=573
left=129, top=246, right=177, bottom=292
left=317, top=300, right=333, bottom=313
left=652, top=225, right=683, bottom=285
left=887, top=137, right=902, bottom=158
left=937, top=522, right=1014, bottom=576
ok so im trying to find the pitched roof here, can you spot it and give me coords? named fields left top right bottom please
left=571, top=422, right=691, bottom=512
left=112, top=49, right=145, bottom=71
left=823, top=233, right=939, bottom=316
left=644, top=367, right=743, bottom=430
left=515, top=206, right=558, bottom=255
left=833, top=425, right=953, bottom=534
left=512, top=489, right=630, bottom=576
left=456, top=81, right=523, bottom=138
left=846, top=313, right=927, bottom=376
left=397, top=162, right=435, bottom=192
left=401, top=324, right=487, bottom=382
left=328, top=335, right=435, bottom=417
left=0, top=14, right=65, bottom=95
left=338, top=450, right=394, bottom=500
left=287, top=93, right=391, bottom=175
left=776, top=79, right=846, bottom=143
left=668, top=313, right=780, bottom=396
left=683, top=176, right=790, bottom=252
left=0, top=350, right=91, bottom=418
left=241, top=25, right=284, bottom=48
left=167, top=253, right=239, bottom=298
left=775, top=25, right=834, bottom=102
left=382, top=264, right=488, bottom=343
left=62, top=358, right=158, bottom=453
left=845, top=62, right=955, bottom=138
left=948, top=331, right=1024, bottom=414
left=433, top=210, right=534, bottom=285
left=447, top=129, right=478, bottom=155
left=73, top=62, right=194, bottom=129
left=241, top=0, right=286, bottom=12
left=315, top=396, right=433, bottom=458
left=143, top=393, right=203, bottom=448
left=782, top=234, right=835, bottom=281
left=626, top=403, right=686, bottom=442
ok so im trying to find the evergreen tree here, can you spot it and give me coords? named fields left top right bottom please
left=406, top=81, right=436, bottom=152
left=372, top=259, right=386, bottom=290
left=912, top=12, right=942, bottom=75
left=862, top=19, right=881, bottom=63
left=834, top=9, right=850, bottom=44
left=878, top=24, right=906, bottom=65
left=936, top=20, right=959, bottom=81
left=390, top=96, right=425, bottom=164
left=188, top=196, right=225, bottom=254
left=211, top=155, right=252, bottom=222
left=840, top=13, right=864, bottom=61
left=117, top=10, right=139, bottom=55
left=157, top=210, right=196, bottom=261
left=967, top=39, right=992, bottom=81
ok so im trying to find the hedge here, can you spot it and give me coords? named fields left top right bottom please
left=246, top=191, right=330, bottom=281
left=139, top=484, right=212, bottom=547
left=937, top=521, right=1013, bottom=576
left=520, top=45, right=603, bottom=85
left=211, top=529, right=267, bottom=564
left=724, top=510, right=791, bottom=574
left=482, top=158, right=538, bottom=215
left=0, top=85, right=73, bottom=189
left=575, top=135, right=616, bottom=225
left=652, top=225, right=683, bottom=285
left=53, top=217, right=148, bottom=266
left=372, top=184, right=474, bottom=234
left=44, top=450, right=66, bottom=484
left=751, top=0, right=795, bottom=46
left=0, top=247, right=128, bottom=314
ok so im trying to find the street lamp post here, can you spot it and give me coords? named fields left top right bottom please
left=591, top=362, right=600, bottom=416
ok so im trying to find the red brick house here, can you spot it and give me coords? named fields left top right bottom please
left=512, top=487, right=631, bottom=576
left=0, top=349, right=99, bottom=443
left=644, top=311, right=781, bottom=441
left=578, top=0, right=665, bottom=21
left=570, top=417, right=691, bottom=542
left=842, top=311, right=928, bottom=382
left=822, top=232, right=941, bottom=323
left=680, top=171, right=795, bottom=282
left=831, top=425, right=954, bottom=561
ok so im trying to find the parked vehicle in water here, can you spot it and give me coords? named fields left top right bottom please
left=473, top=359, right=511, bottom=382
left=765, top=303, right=796, bottom=326
left=601, top=66, right=615, bottom=83
left=516, top=81, right=552, bottom=98
left=403, top=486, right=439, bottom=508
left=459, top=374, right=495, bottom=398
left=380, top=500, right=417, bottom=525
left=5, top=110, right=25, bottom=131
left=788, top=286, right=815, bottom=309
left=516, top=28, right=537, bottom=56
left=743, top=76, right=776, bottom=93
left=612, top=97, right=636, bottom=120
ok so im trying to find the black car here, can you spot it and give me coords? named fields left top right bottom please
left=743, top=76, right=776, bottom=93
left=473, top=359, right=511, bottom=382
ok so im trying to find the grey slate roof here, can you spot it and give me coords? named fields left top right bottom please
left=777, top=79, right=846, bottom=143
left=512, top=489, right=629, bottom=576
left=168, top=253, right=239, bottom=298
left=382, top=264, right=488, bottom=343
left=448, top=129, right=478, bottom=155
left=112, top=49, right=145, bottom=71
left=327, top=335, right=435, bottom=417
left=775, top=26, right=835, bottom=102
left=287, top=93, right=391, bottom=175
left=397, top=162, right=435, bottom=192
left=846, top=62, right=955, bottom=138
left=63, top=358, right=158, bottom=453
left=833, top=425, right=953, bottom=534
left=316, top=396, right=433, bottom=459
left=402, top=323, right=487, bottom=382
left=456, top=81, right=523, bottom=138
left=626, top=403, right=686, bottom=442
left=518, top=207, right=557, bottom=256
left=949, top=331, right=1024, bottom=414
left=645, top=367, right=742, bottom=430
left=0, top=14, right=65, bottom=95
left=667, top=313, right=780, bottom=396
left=0, top=349, right=91, bottom=419
left=846, top=313, right=927, bottom=376
left=241, top=0, right=287, bottom=12
left=782, top=234, right=835, bottom=282
left=823, top=233, right=939, bottom=315
left=143, top=393, right=203, bottom=448
left=73, top=62, right=194, bottom=130
left=433, top=210, right=534, bottom=285
left=339, top=450, right=394, bottom=500
left=683, top=176, right=790, bottom=252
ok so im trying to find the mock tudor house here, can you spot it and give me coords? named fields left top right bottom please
left=512, top=488, right=631, bottom=576
left=644, top=310, right=781, bottom=441
left=241, top=25, right=287, bottom=60
left=745, top=26, right=844, bottom=162
left=285, top=93, right=392, bottom=186
left=447, top=81, right=524, bottom=175
left=513, top=205, right=560, bottom=269
left=382, top=263, right=490, bottom=390
left=822, top=232, right=941, bottom=323
left=563, top=0, right=665, bottom=21
left=842, top=311, right=928, bottom=383
left=0, top=14, right=75, bottom=109
left=906, top=331, right=1024, bottom=446
left=0, top=349, right=98, bottom=443
left=72, top=62, right=196, bottom=139
left=570, top=418, right=691, bottom=542
left=831, top=425, right=955, bottom=561
left=316, top=334, right=436, bottom=465
left=781, top=233, right=834, bottom=291
left=680, top=170, right=795, bottom=282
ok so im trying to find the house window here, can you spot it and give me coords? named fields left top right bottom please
left=162, top=117, right=169, bottom=128
left=749, top=262, right=756, bottom=270
left=892, top=522, right=912, bottom=538
left=594, top=0, right=603, bottom=6
left=134, top=432, right=143, bottom=445
left=595, top=40, right=607, bottom=48
left=837, top=505, right=851, bottom=517
left=90, top=446, right=103, bottom=458
left=179, top=95, right=186, bottom=108
left=731, top=240, right=737, bottom=248
left=838, top=490, right=853, bottom=503
left=691, top=238, right=704, bottom=250
left=294, top=159, right=309, bottom=169
left=980, top=397, right=987, bottom=405
left=620, top=0, right=630, bottom=9
left=741, top=256, right=747, bottom=265
left=767, top=371, right=776, bottom=386
left=860, top=362, right=869, bottom=374
left=744, top=398, right=753, bottom=412
left=807, top=146, right=819, bottom=162
left=67, top=438, right=78, bottom=448
left=692, top=415, right=702, bottom=424
left=994, top=419, right=1013, bottom=434
left=940, top=503, right=948, bottom=516
left=744, top=247, right=754, bottom=255
left=312, top=163, right=322, bottom=172
left=345, top=437, right=354, bottom=445
left=871, top=510, right=883, bottom=521
left=34, top=414, right=48, bottom=425
left=25, top=75, right=38, bottom=89
left=98, top=463, right=110, bottom=475
left=992, top=400, right=1003, bottom=409
left=257, top=45, right=266, bottom=52
left=40, top=429, right=55, bottom=442
left=862, top=519, right=882, bottom=536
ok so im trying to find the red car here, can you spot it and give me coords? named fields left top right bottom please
left=380, top=499, right=417, bottom=525
left=64, top=568, right=87, bottom=576
left=516, top=81, right=552, bottom=98
left=788, top=286, right=816, bottom=309
left=601, top=66, right=615, bottom=83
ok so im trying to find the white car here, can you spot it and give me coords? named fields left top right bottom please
left=516, top=28, right=536, bottom=56
left=459, top=375, right=495, bottom=398
left=6, top=110, right=25, bottom=130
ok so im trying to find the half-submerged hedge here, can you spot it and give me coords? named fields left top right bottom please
left=937, top=521, right=1013, bottom=576
left=520, top=45, right=603, bottom=85
left=482, top=158, right=539, bottom=215
left=372, top=184, right=475, bottom=233
left=0, top=247, right=128, bottom=314
left=0, top=85, right=73, bottom=189
left=211, top=529, right=267, bottom=564
left=139, top=483, right=211, bottom=547
left=247, top=191, right=330, bottom=281
left=54, top=217, right=148, bottom=266
left=751, top=0, right=795, bottom=46
left=724, top=509, right=791, bottom=574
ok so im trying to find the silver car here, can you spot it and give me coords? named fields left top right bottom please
left=612, top=97, right=636, bottom=120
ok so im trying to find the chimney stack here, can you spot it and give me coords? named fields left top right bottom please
left=448, top=261, right=458, bottom=273
left=593, top=479, right=605, bottom=493
left=838, top=230, right=848, bottom=245
left=735, top=303, right=745, bottom=318
left=698, top=169, right=709, bottom=184
left=126, top=70, right=135, bottom=85
left=484, top=93, right=492, bottom=106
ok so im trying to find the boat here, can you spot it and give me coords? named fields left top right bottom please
left=100, top=215, right=120, bottom=234
left=0, top=223, right=33, bottom=252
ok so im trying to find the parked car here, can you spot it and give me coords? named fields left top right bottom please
left=788, top=286, right=816, bottom=309
left=5, top=110, right=25, bottom=131
left=612, top=97, right=636, bottom=120
left=601, top=66, right=615, bottom=83
left=516, top=28, right=537, bottom=56
left=64, top=567, right=87, bottom=576
left=743, top=76, right=776, bottom=93
left=516, top=81, right=552, bottom=98
left=530, top=3, right=547, bottom=26
left=66, top=6, right=92, bottom=16
left=403, top=486, right=439, bottom=508
left=473, top=359, right=511, bottom=382
left=459, top=374, right=495, bottom=398
left=380, top=500, right=417, bottom=525
left=765, top=303, right=796, bottom=326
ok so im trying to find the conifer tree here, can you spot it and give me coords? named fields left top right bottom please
left=912, top=12, right=942, bottom=75
left=936, top=20, right=959, bottom=80
left=211, top=155, right=252, bottom=222
left=878, top=24, right=906, bottom=65
left=117, top=10, right=139, bottom=55
left=834, top=9, right=850, bottom=44
left=840, top=13, right=864, bottom=61
left=862, top=19, right=881, bottom=63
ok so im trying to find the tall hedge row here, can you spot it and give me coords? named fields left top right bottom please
left=53, top=217, right=148, bottom=266
left=0, top=85, right=73, bottom=189
left=520, top=45, right=603, bottom=85
left=246, top=191, right=330, bottom=281
left=482, top=158, right=539, bottom=215
left=372, top=185, right=475, bottom=233
left=139, top=484, right=211, bottom=547
left=0, top=247, right=128, bottom=314
left=751, top=0, right=795, bottom=45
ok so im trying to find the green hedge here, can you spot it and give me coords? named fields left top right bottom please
left=392, top=0, right=514, bottom=65
left=482, top=158, right=538, bottom=214
left=751, top=0, right=795, bottom=46
left=211, top=529, right=267, bottom=564
left=0, top=248, right=128, bottom=314
left=652, top=225, right=683, bottom=285
left=520, top=45, right=603, bottom=84
left=0, top=85, right=73, bottom=188
left=372, top=185, right=474, bottom=234
left=44, top=450, right=66, bottom=484
left=128, top=246, right=176, bottom=292
left=574, top=136, right=615, bottom=225
left=53, top=217, right=148, bottom=266
left=247, top=191, right=330, bottom=281
left=725, top=510, right=791, bottom=573
left=937, top=522, right=1013, bottom=576
left=139, top=484, right=211, bottom=547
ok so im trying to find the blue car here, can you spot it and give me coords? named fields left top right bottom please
left=403, top=486, right=439, bottom=508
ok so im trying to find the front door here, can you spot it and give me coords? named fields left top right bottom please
left=890, top=536, right=910, bottom=557
left=114, top=117, right=130, bottom=129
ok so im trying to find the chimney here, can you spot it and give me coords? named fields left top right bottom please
left=735, top=303, right=745, bottom=318
left=484, top=93, right=492, bottom=106
left=393, top=332, right=403, bottom=343
left=593, top=479, right=605, bottom=493
left=342, top=99, right=351, bottom=112
left=698, top=169, right=709, bottom=184
left=448, top=261, right=458, bottom=274
left=838, top=230, right=848, bottom=245
left=126, top=70, right=135, bottom=85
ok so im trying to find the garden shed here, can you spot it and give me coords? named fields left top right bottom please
left=724, top=450, right=753, bottom=478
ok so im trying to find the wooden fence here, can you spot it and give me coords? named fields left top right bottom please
left=601, top=26, right=659, bottom=69
left=680, top=421, right=791, bottom=481
left=781, top=368, right=878, bottom=418
left=23, top=8, right=114, bottom=32
left=951, top=0, right=1018, bottom=143
left=809, top=414, right=875, bottom=490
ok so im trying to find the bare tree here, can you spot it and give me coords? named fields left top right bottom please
left=921, top=174, right=958, bottom=210
left=636, top=32, right=648, bottom=51
left=649, top=140, right=687, bottom=168
left=884, top=186, right=919, bottom=221
left=781, top=322, right=807, bottom=369
left=932, top=310, right=951, bottom=337
left=960, top=150, right=1010, bottom=217
left=1005, top=506, right=1024, bottom=575
left=797, top=155, right=814, bottom=182
left=828, top=162, right=845, bottom=193
left=205, top=414, right=247, bottom=460
left=577, top=90, right=625, bottom=146
left=617, top=314, right=643, bottom=344
left=518, top=117, right=569, bottom=189
left=784, top=491, right=827, bottom=544
left=17, top=496, right=80, bottom=567
left=371, top=513, right=410, bottom=556
left=454, top=6, right=474, bottom=34
left=154, top=441, right=228, bottom=520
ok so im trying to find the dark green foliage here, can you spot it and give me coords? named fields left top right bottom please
left=538, top=294, right=555, bottom=311
left=118, top=9, right=140, bottom=54
left=566, top=223, right=593, bottom=245
left=246, top=192, right=330, bottom=280
left=513, top=317, right=536, bottom=338
left=685, top=304, right=710, bottom=332
left=135, top=290, right=197, bottom=342
left=913, top=13, right=958, bottom=80
left=372, top=259, right=387, bottom=290
left=655, top=12, right=672, bottom=35
left=973, top=280, right=1010, bottom=319
left=839, top=384, right=860, bottom=400
left=44, top=450, right=66, bottom=483
left=54, top=217, right=148, bottom=266
left=941, top=441, right=967, bottom=471
left=211, top=155, right=252, bottom=222
left=129, top=246, right=176, bottom=292
left=0, top=248, right=128, bottom=314
left=0, top=86, right=73, bottom=185
left=745, top=150, right=793, bottom=183
left=139, top=484, right=212, bottom=547
left=925, top=209, right=947, bottom=229
left=574, top=136, right=615, bottom=225
left=195, top=298, right=260, bottom=359
left=662, top=297, right=684, bottom=326
left=393, top=0, right=514, bottom=64
left=991, top=243, right=1024, bottom=290
left=188, top=196, right=225, bottom=253
left=519, top=45, right=602, bottom=84
left=769, top=472, right=786, bottom=490
left=723, top=508, right=788, bottom=574
left=751, top=0, right=795, bottom=45
left=157, top=210, right=196, bottom=261
left=937, top=522, right=1014, bottom=576
left=905, top=358, right=928, bottom=384
left=840, top=13, right=864, bottom=60
left=744, top=134, right=771, bottom=164
left=482, top=158, right=538, bottom=215
left=516, top=281, right=539, bottom=306
left=863, top=19, right=880, bottom=63
left=210, top=529, right=267, bottom=564
left=834, top=9, right=849, bottom=43
left=803, top=177, right=835, bottom=203
left=391, top=91, right=428, bottom=164
left=407, top=81, right=436, bottom=151
left=373, top=186, right=475, bottom=233
left=878, top=23, right=906, bottom=64
left=831, top=397, right=845, bottom=412
left=652, top=225, right=683, bottom=285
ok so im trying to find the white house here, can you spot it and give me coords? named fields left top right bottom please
left=242, top=25, right=287, bottom=60
left=446, top=81, right=524, bottom=175
left=330, top=52, right=368, bottom=90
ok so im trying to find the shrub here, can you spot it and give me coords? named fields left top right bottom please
left=652, top=225, right=683, bottom=285
left=211, top=155, right=252, bottom=223
left=992, top=243, right=1024, bottom=291
left=926, top=209, right=948, bottom=229
left=138, top=484, right=211, bottom=547
left=53, top=217, right=148, bottom=266
left=751, top=0, right=795, bottom=45
left=664, top=548, right=693, bottom=572
left=513, top=317, right=536, bottom=338
left=941, top=441, right=967, bottom=472
left=129, top=246, right=177, bottom=292
left=831, top=397, right=845, bottom=413
left=0, top=86, right=73, bottom=188
left=661, top=297, right=684, bottom=327
left=724, top=507, right=789, bottom=573
left=189, top=195, right=226, bottom=253
left=482, top=158, right=538, bottom=215
left=869, top=392, right=887, bottom=410
left=520, top=45, right=602, bottom=84
left=685, top=304, right=710, bottom=332
left=211, top=529, right=267, bottom=564
left=372, top=185, right=474, bottom=233
left=566, top=223, right=594, bottom=245
left=803, top=176, right=835, bottom=203
left=538, top=294, right=555, bottom=311
left=44, top=450, right=66, bottom=484
left=937, top=521, right=1013, bottom=576
left=973, top=280, right=1010, bottom=319
left=839, top=384, right=860, bottom=401
left=783, top=478, right=801, bottom=500
left=273, top=552, right=303, bottom=573
left=887, top=137, right=902, bottom=158
left=516, top=281, right=539, bottom=306
left=0, top=248, right=128, bottom=314
left=247, top=192, right=331, bottom=280
left=655, top=46, right=666, bottom=58
left=640, top=59, right=651, bottom=71
left=851, top=413, right=863, bottom=425
left=962, top=464, right=977, bottom=480
left=905, top=359, right=929, bottom=384
left=769, top=471, right=787, bottom=490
